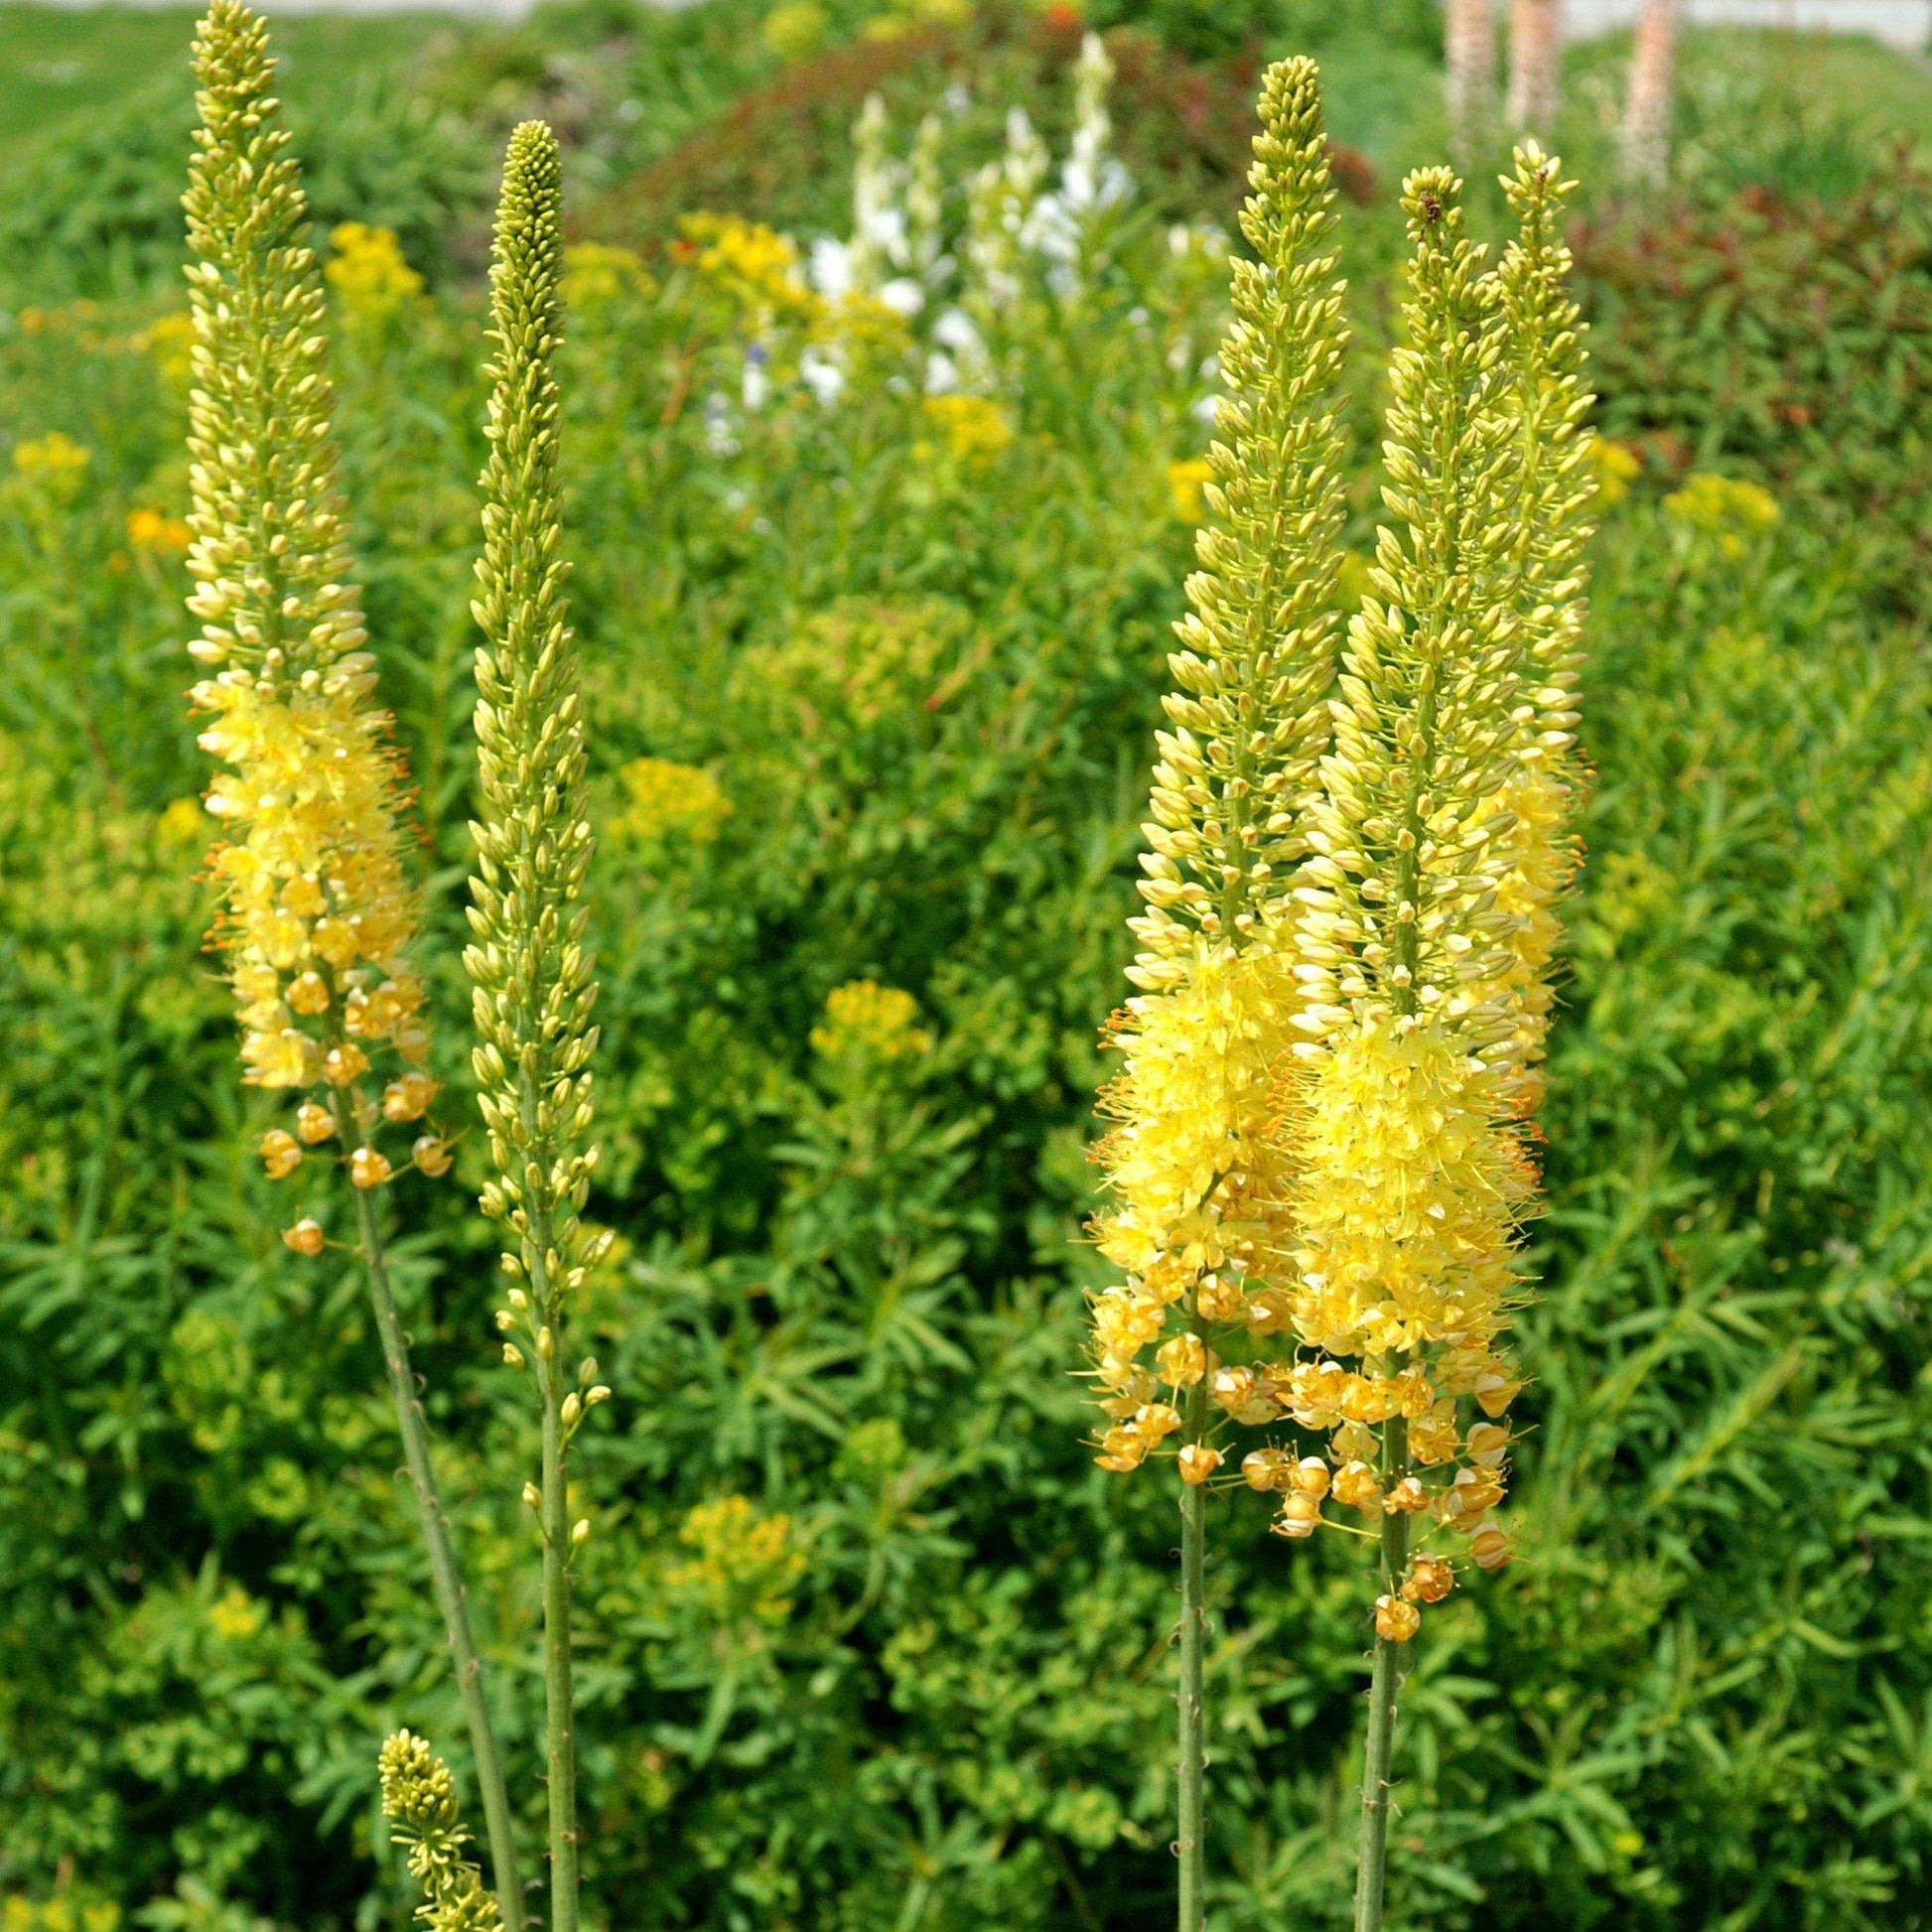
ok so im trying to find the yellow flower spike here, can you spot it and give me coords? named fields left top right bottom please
left=189, top=24, right=523, bottom=1889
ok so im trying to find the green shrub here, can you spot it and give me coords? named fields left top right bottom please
left=2, top=27, right=1931, bottom=1932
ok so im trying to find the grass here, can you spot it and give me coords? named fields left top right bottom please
left=0, top=5, right=447, bottom=152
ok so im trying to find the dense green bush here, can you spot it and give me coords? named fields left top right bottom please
left=3, top=22, right=1931, bottom=1932
left=1576, top=157, right=1932, bottom=613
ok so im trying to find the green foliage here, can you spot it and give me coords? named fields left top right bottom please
left=1575, top=155, right=1932, bottom=614
left=2, top=20, right=1932, bottom=1932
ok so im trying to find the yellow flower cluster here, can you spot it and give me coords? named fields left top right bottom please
left=680, top=211, right=822, bottom=326
left=1090, top=139, right=1597, bottom=1642
left=1, top=1901, right=118, bottom=1932
left=127, top=507, right=193, bottom=554
left=1664, top=471, right=1780, bottom=554
left=561, top=241, right=654, bottom=310
left=1166, top=457, right=1211, bottom=523
left=326, top=220, right=425, bottom=326
left=614, top=757, right=733, bottom=846
left=10, top=431, right=89, bottom=487
left=184, top=1, right=448, bottom=1217
left=922, top=393, right=1015, bottom=465
left=1087, top=58, right=1349, bottom=1482
left=666, top=1495, right=808, bottom=1629
left=811, top=980, right=931, bottom=1066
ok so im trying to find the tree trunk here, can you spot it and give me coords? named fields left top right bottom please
left=1445, top=0, right=1498, bottom=167
left=1507, top=0, right=1563, bottom=134
left=1622, top=0, right=1680, bottom=189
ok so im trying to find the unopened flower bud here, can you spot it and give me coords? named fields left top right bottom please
left=282, top=1217, right=325, bottom=1256
left=259, top=1128, right=302, bottom=1178
left=323, top=1042, right=368, bottom=1086
left=411, top=1135, right=453, bottom=1177
left=1272, top=1493, right=1320, bottom=1538
left=286, top=970, right=331, bottom=1015
left=560, top=1393, right=582, bottom=1427
left=570, top=1517, right=590, bottom=1549
left=295, top=1100, right=336, bottom=1145
left=349, top=1146, right=391, bottom=1189
left=585, top=1385, right=611, bottom=1407
left=1470, top=1525, right=1512, bottom=1571
left=521, top=1481, right=541, bottom=1510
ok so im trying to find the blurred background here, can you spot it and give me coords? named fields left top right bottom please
left=2, top=3, right=1930, bottom=1932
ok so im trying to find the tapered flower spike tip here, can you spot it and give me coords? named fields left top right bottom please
left=183, top=0, right=444, bottom=1132
left=378, top=1731, right=505, bottom=1932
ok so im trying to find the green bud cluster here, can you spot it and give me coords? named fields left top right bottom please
left=378, top=1731, right=505, bottom=1932
left=464, top=121, right=609, bottom=1343
left=1294, top=161, right=1594, bottom=1049
left=1131, top=57, right=1350, bottom=989
left=181, top=0, right=366, bottom=690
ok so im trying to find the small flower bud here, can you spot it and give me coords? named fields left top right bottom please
left=349, top=1146, right=391, bottom=1189
left=560, top=1393, right=582, bottom=1427
left=508, top=1288, right=529, bottom=1311
left=1289, top=1455, right=1332, bottom=1500
left=410, top=1135, right=453, bottom=1177
left=521, top=1481, right=541, bottom=1510
left=585, top=1385, right=611, bottom=1407
left=382, top=1072, right=439, bottom=1123
left=1271, top=1493, right=1320, bottom=1538
left=536, top=1325, right=555, bottom=1359
left=570, top=1517, right=591, bottom=1549
left=282, top=1217, right=325, bottom=1256
left=259, top=1128, right=302, bottom=1178
left=295, top=1101, right=336, bottom=1145
left=1375, top=1594, right=1421, bottom=1642
left=493, top=1309, right=514, bottom=1332
left=502, top=1343, right=525, bottom=1367
left=286, top=970, right=331, bottom=1015
left=1470, top=1525, right=1512, bottom=1571
left=323, top=1041, right=368, bottom=1086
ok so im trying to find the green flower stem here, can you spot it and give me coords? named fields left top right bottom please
left=336, top=1093, right=524, bottom=1925
left=537, top=1330, right=580, bottom=1932
left=1354, top=1415, right=1411, bottom=1932
left=1176, top=1444, right=1206, bottom=1932
left=467, top=119, right=601, bottom=1932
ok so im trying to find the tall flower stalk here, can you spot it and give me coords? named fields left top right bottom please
left=1087, top=58, right=1348, bottom=1931
left=466, top=120, right=609, bottom=1932
left=1284, top=152, right=1593, bottom=1932
left=180, top=4, right=522, bottom=1917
